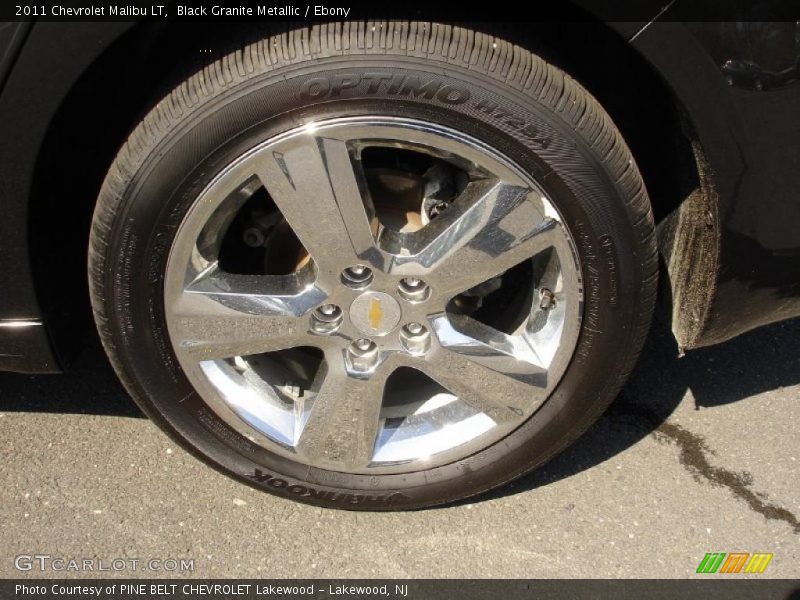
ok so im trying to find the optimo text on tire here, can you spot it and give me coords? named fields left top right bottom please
left=89, top=22, right=657, bottom=510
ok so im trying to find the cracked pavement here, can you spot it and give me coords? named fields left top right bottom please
left=1, top=317, right=798, bottom=578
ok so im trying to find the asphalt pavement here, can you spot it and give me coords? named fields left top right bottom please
left=1, top=316, right=798, bottom=578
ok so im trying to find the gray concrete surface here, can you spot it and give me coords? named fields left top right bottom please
left=1, top=317, right=798, bottom=579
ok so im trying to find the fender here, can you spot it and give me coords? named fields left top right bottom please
left=615, top=19, right=800, bottom=348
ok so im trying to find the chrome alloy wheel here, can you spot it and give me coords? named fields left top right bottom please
left=164, top=117, right=582, bottom=475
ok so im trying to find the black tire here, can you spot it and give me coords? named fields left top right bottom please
left=89, top=22, right=657, bottom=510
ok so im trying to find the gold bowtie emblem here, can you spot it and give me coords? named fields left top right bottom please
left=368, top=298, right=383, bottom=330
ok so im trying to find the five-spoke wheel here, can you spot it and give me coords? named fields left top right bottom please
left=164, top=118, right=581, bottom=473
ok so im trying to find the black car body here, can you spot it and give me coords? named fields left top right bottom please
left=4, top=8, right=798, bottom=374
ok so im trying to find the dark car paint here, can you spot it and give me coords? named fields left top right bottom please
left=0, top=22, right=31, bottom=88
left=632, top=20, right=800, bottom=347
left=0, top=15, right=798, bottom=373
left=0, top=22, right=135, bottom=372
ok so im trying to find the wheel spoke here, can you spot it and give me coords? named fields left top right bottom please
left=394, top=179, right=559, bottom=297
left=256, top=133, right=379, bottom=275
left=169, top=265, right=325, bottom=360
left=294, top=354, right=390, bottom=470
left=414, top=315, right=548, bottom=423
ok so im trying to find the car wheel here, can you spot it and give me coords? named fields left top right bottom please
left=89, top=22, right=657, bottom=510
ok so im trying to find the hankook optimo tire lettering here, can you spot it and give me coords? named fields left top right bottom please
left=88, top=22, right=657, bottom=510
left=300, top=74, right=472, bottom=105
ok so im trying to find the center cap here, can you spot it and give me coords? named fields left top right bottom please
left=349, top=291, right=402, bottom=336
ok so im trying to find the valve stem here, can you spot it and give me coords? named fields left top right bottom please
left=539, top=288, right=555, bottom=310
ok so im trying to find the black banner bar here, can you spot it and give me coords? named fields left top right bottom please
left=3, top=579, right=800, bottom=600
left=2, top=0, right=800, bottom=22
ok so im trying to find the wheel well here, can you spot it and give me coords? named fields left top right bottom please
left=28, top=18, right=703, bottom=365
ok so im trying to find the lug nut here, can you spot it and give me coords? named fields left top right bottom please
left=352, top=338, right=375, bottom=353
left=400, top=322, right=431, bottom=355
left=319, top=304, right=338, bottom=316
left=317, top=304, right=341, bottom=320
left=311, top=304, right=342, bottom=333
left=348, top=338, right=379, bottom=372
left=398, top=277, right=431, bottom=303
left=342, top=265, right=374, bottom=287
left=406, top=322, right=424, bottom=335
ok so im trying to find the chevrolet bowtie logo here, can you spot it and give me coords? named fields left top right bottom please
left=368, top=298, right=383, bottom=330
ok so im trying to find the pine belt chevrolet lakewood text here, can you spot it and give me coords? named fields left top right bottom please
left=0, top=13, right=798, bottom=509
